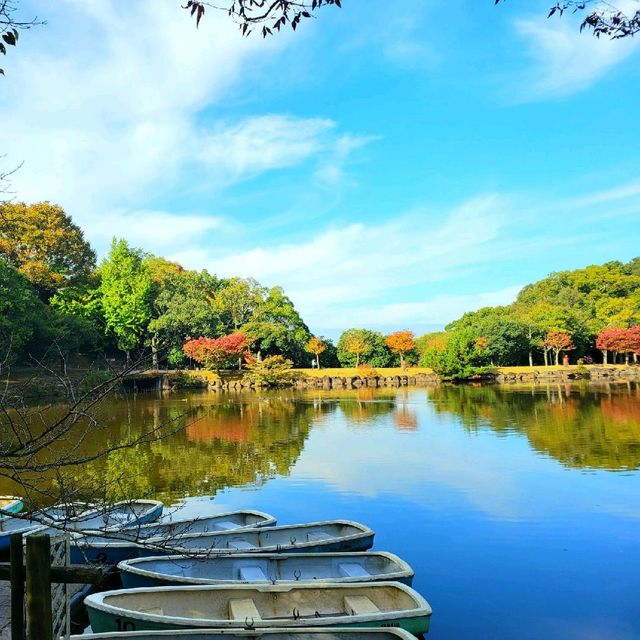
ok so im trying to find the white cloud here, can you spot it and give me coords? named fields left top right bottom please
left=513, top=4, right=640, bottom=100
left=0, top=1, right=356, bottom=233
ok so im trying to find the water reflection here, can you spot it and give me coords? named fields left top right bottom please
left=427, top=382, right=640, bottom=471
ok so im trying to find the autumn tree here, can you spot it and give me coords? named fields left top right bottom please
left=596, top=326, right=640, bottom=364
left=385, top=330, right=415, bottom=369
left=100, top=239, right=152, bottom=364
left=183, top=332, right=250, bottom=372
left=0, top=201, right=96, bottom=299
left=543, top=331, right=575, bottom=366
left=305, top=336, right=326, bottom=369
left=340, top=329, right=370, bottom=368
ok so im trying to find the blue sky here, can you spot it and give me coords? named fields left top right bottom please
left=2, top=0, right=639, bottom=339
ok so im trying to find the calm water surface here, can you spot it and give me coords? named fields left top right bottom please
left=6, top=382, right=640, bottom=639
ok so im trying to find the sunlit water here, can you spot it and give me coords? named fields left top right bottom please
left=4, top=382, right=640, bottom=639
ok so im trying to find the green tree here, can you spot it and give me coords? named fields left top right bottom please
left=421, top=329, right=491, bottom=380
left=148, top=269, right=223, bottom=365
left=241, top=286, right=310, bottom=366
left=100, top=239, right=152, bottom=363
left=214, top=277, right=265, bottom=333
left=337, top=329, right=393, bottom=368
left=0, top=258, right=42, bottom=365
left=0, top=201, right=96, bottom=299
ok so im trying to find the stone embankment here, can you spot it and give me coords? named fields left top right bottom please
left=293, top=372, right=439, bottom=390
left=492, top=365, right=640, bottom=384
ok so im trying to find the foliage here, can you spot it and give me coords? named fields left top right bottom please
left=167, top=346, right=187, bottom=369
left=184, top=0, right=342, bottom=37
left=337, top=328, right=393, bottom=368
left=543, top=331, right=575, bottom=365
left=0, top=201, right=96, bottom=299
left=183, top=332, right=250, bottom=371
left=100, top=238, right=152, bottom=358
left=385, top=330, right=416, bottom=368
left=214, top=277, right=264, bottom=332
left=421, top=329, right=491, bottom=380
left=596, top=326, right=640, bottom=363
left=149, top=269, right=222, bottom=356
left=243, top=354, right=295, bottom=387
left=0, top=1, right=42, bottom=76
left=241, top=286, right=310, bottom=366
left=305, top=336, right=326, bottom=369
left=495, top=1, right=640, bottom=39
left=0, top=258, right=42, bottom=364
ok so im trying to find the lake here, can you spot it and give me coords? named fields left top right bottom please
left=3, top=381, right=640, bottom=639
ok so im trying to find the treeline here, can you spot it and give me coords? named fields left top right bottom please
left=0, top=202, right=320, bottom=370
left=418, top=258, right=640, bottom=379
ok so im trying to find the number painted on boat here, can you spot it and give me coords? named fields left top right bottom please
left=114, top=618, right=136, bottom=631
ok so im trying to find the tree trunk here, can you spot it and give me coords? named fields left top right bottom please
left=625, top=352, right=629, bottom=365
left=602, top=349, right=608, bottom=364
left=528, top=350, right=533, bottom=367
left=554, top=349, right=560, bottom=366
left=400, top=353, right=406, bottom=369
left=316, top=354, right=320, bottom=369
left=543, top=350, right=548, bottom=366
left=355, top=353, right=360, bottom=368
left=151, top=334, right=159, bottom=369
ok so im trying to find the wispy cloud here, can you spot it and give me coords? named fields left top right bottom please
left=512, top=5, right=640, bottom=100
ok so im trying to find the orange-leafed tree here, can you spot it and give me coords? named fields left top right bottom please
left=543, top=331, right=575, bottom=366
left=385, top=330, right=416, bottom=369
left=183, top=332, right=250, bottom=371
left=305, top=336, right=326, bottom=369
left=345, top=333, right=370, bottom=368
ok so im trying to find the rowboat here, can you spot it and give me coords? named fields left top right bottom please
left=35, top=499, right=164, bottom=536
left=139, top=521, right=374, bottom=557
left=0, top=502, right=97, bottom=551
left=122, top=510, right=277, bottom=540
left=69, top=510, right=277, bottom=565
left=119, top=552, right=414, bottom=589
left=85, top=582, right=432, bottom=635
left=0, top=496, right=24, bottom=516
left=72, top=628, right=419, bottom=640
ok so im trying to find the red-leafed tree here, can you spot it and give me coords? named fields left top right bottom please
left=628, top=326, right=640, bottom=364
left=385, top=330, right=416, bottom=369
left=596, top=327, right=630, bottom=364
left=183, top=332, right=250, bottom=371
left=543, top=331, right=575, bottom=366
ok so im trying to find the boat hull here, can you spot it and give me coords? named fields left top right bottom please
left=0, top=497, right=24, bottom=516
left=85, top=582, right=431, bottom=636
left=119, top=552, right=414, bottom=589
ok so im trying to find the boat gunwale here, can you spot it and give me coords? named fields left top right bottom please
left=117, top=551, right=414, bottom=586
left=71, top=626, right=419, bottom=640
left=84, top=580, right=433, bottom=628
left=141, top=519, right=374, bottom=555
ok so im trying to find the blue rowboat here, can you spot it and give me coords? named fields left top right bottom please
left=139, top=520, right=374, bottom=557
left=76, top=631, right=417, bottom=640
left=85, top=581, right=432, bottom=635
left=122, top=510, right=277, bottom=540
left=0, top=502, right=96, bottom=551
left=71, top=628, right=419, bottom=640
left=69, top=509, right=274, bottom=565
left=118, top=552, right=414, bottom=589
left=0, top=496, right=24, bottom=516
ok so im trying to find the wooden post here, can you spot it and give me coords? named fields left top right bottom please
left=25, top=533, right=52, bottom=640
left=10, top=533, right=25, bottom=640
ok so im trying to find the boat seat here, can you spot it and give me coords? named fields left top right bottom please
left=227, top=539, right=255, bottom=550
left=338, top=563, right=370, bottom=579
left=229, top=598, right=262, bottom=621
left=306, top=530, right=330, bottom=542
left=344, top=595, right=380, bottom=616
left=139, top=606, right=164, bottom=615
left=214, top=520, right=237, bottom=531
left=239, top=566, right=268, bottom=581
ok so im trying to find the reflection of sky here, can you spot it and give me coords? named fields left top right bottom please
left=174, top=388, right=640, bottom=640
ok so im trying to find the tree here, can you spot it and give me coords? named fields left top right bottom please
left=214, top=277, right=265, bottom=333
left=0, top=257, right=41, bottom=366
left=543, top=331, right=575, bottom=365
left=385, top=330, right=415, bottom=369
left=305, top=336, right=326, bottom=369
left=337, top=328, right=393, bottom=368
left=148, top=269, right=222, bottom=364
left=421, top=329, right=491, bottom=380
left=100, top=239, right=152, bottom=363
left=338, top=329, right=369, bottom=368
left=241, top=286, right=310, bottom=365
left=183, top=332, right=250, bottom=371
left=0, top=0, right=43, bottom=76
left=495, top=1, right=640, bottom=39
left=183, top=0, right=341, bottom=37
left=0, top=201, right=96, bottom=299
